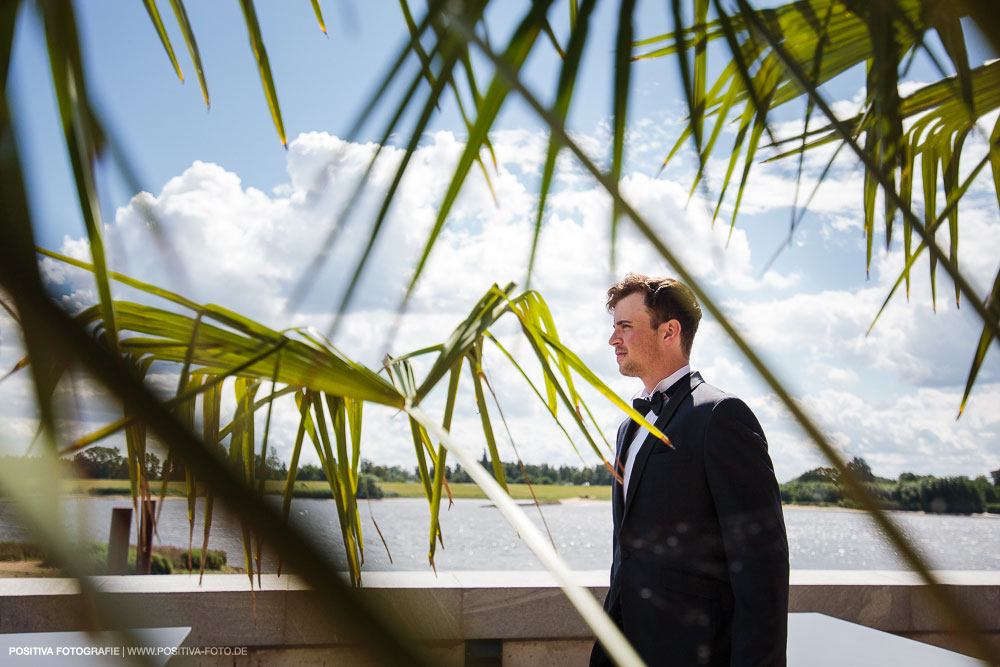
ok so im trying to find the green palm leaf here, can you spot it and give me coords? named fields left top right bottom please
left=399, top=1, right=552, bottom=311
left=610, top=0, right=636, bottom=267
left=168, top=0, right=209, bottom=108
left=40, top=1, right=120, bottom=357
left=141, top=0, right=184, bottom=83
left=310, top=0, right=326, bottom=35
left=452, top=19, right=996, bottom=659
left=1, top=1, right=18, bottom=91
left=238, top=0, right=286, bottom=146
left=959, top=268, right=1000, bottom=416
left=407, top=404, right=644, bottom=667
left=427, top=358, right=461, bottom=569
left=6, top=2, right=1000, bottom=662
left=527, top=0, right=597, bottom=288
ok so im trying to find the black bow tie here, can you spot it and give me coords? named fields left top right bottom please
left=633, top=391, right=667, bottom=416
left=632, top=376, right=686, bottom=417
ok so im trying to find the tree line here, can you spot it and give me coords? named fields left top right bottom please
left=51, top=448, right=616, bottom=487
left=299, top=454, right=616, bottom=486
left=10, top=450, right=1000, bottom=515
left=781, top=457, right=1000, bottom=515
left=55, top=446, right=288, bottom=482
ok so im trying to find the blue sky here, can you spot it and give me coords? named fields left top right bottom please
left=2, top=1, right=998, bottom=482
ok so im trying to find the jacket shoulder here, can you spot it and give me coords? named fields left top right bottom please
left=688, top=381, right=762, bottom=429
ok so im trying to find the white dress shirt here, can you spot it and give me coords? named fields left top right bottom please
left=622, top=365, right=691, bottom=502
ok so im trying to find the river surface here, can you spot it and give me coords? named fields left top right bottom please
left=1, top=497, right=997, bottom=572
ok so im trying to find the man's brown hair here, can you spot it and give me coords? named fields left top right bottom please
left=606, top=273, right=702, bottom=357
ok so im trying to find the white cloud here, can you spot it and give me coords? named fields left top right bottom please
left=761, top=383, right=1000, bottom=483
left=20, top=120, right=1000, bottom=480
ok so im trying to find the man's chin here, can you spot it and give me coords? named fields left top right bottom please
left=618, top=363, right=639, bottom=377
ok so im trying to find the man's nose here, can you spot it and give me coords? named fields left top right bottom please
left=609, top=330, right=620, bottom=346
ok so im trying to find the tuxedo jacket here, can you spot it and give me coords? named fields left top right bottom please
left=591, top=372, right=789, bottom=667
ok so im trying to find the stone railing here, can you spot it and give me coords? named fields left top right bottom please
left=1, top=570, right=997, bottom=665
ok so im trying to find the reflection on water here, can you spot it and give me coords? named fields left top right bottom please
left=0, top=497, right=997, bottom=572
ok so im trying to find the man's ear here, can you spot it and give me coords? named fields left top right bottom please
left=660, top=319, right=680, bottom=342
left=657, top=320, right=681, bottom=341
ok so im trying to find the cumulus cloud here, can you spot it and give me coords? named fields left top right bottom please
left=19, top=119, right=1000, bottom=479
left=760, top=383, right=1000, bottom=482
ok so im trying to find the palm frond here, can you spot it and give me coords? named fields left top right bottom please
left=406, top=404, right=644, bottom=667
left=452, top=20, right=997, bottom=660
left=610, top=0, right=637, bottom=268
left=310, top=0, right=327, bottom=35
left=40, top=1, right=120, bottom=357
left=527, top=0, right=597, bottom=288
left=141, top=0, right=184, bottom=83
left=398, top=1, right=553, bottom=313
left=168, top=0, right=209, bottom=107
left=238, top=0, right=286, bottom=146
left=6, top=2, right=1000, bottom=662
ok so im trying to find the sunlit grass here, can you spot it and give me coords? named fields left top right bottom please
left=379, top=482, right=612, bottom=501
left=57, top=478, right=612, bottom=502
left=60, top=479, right=198, bottom=497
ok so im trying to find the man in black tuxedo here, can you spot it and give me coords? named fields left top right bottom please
left=590, top=274, right=788, bottom=666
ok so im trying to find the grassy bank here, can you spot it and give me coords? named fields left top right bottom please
left=379, top=482, right=611, bottom=501
left=62, top=479, right=360, bottom=498
left=53, top=479, right=1000, bottom=513
left=60, top=479, right=611, bottom=502
left=0, top=540, right=237, bottom=577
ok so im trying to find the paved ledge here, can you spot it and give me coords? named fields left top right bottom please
left=1, top=571, right=996, bottom=665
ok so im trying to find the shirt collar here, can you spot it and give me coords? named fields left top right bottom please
left=636, top=364, right=691, bottom=399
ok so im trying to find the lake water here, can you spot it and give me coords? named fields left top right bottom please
left=1, top=497, right=997, bottom=572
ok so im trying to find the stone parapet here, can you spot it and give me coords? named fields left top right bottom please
left=0, top=570, right=996, bottom=665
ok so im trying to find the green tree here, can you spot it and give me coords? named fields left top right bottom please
left=70, top=446, right=127, bottom=479
left=844, top=457, right=876, bottom=484
left=296, top=464, right=326, bottom=482
left=449, top=463, right=472, bottom=483
left=143, top=452, right=162, bottom=481
left=973, top=475, right=998, bottom=503
left=919, top=476, right=985, bottom=514
left=796, top=466, right=839, bottom=484
left=254, top=450, right=287, bottom=481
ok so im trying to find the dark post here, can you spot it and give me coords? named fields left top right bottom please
left=107, top=507, right=132, bottom=575
left=135, top=499, right=157, bottom=574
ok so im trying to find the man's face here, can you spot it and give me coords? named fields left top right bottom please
left=609, top=292, right=660, bottom=378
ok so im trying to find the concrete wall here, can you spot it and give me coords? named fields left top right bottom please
left=0, top=570, right=996, bottom=665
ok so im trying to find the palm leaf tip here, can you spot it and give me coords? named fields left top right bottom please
left=310, top=0, right=327, bottom=35
left=237, top=0, right=287, bottom=147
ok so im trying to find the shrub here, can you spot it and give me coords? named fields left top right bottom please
left=183, top=548, right=226, bottom=571
left=149, top=552, right=173, bottom=574
left=87, top=486, right=129, bottom=496
left=985, top=503, right=1000, bottom=515
left=43, top=541, right=110, bottom=574
left=780, top=481, right=841, bottom=505
left=356, top=474, right=385, bottom=499
left=978, top=480, right=999, bottom=503
left=0, top=541, right=45, bottom=561
left=151, top=546, right=228, bottom=571
left=7, top=540, right=228, bottom=574
left=291, top=486, right=333, bottom=499
left=894, top=482, right=924, bottom=511
left=81, top=541, right=110, bottom=573
left=917, top=477, right=984, bottom=514
left=127, top=546, right=227, bottom=574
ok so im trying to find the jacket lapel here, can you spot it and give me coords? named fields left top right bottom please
left=621, top=372, right=703, bottom=521
left=612, top=419, right=635, bottom=528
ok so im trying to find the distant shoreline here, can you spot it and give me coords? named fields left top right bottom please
left=27, top=479, right=999, bottom=517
